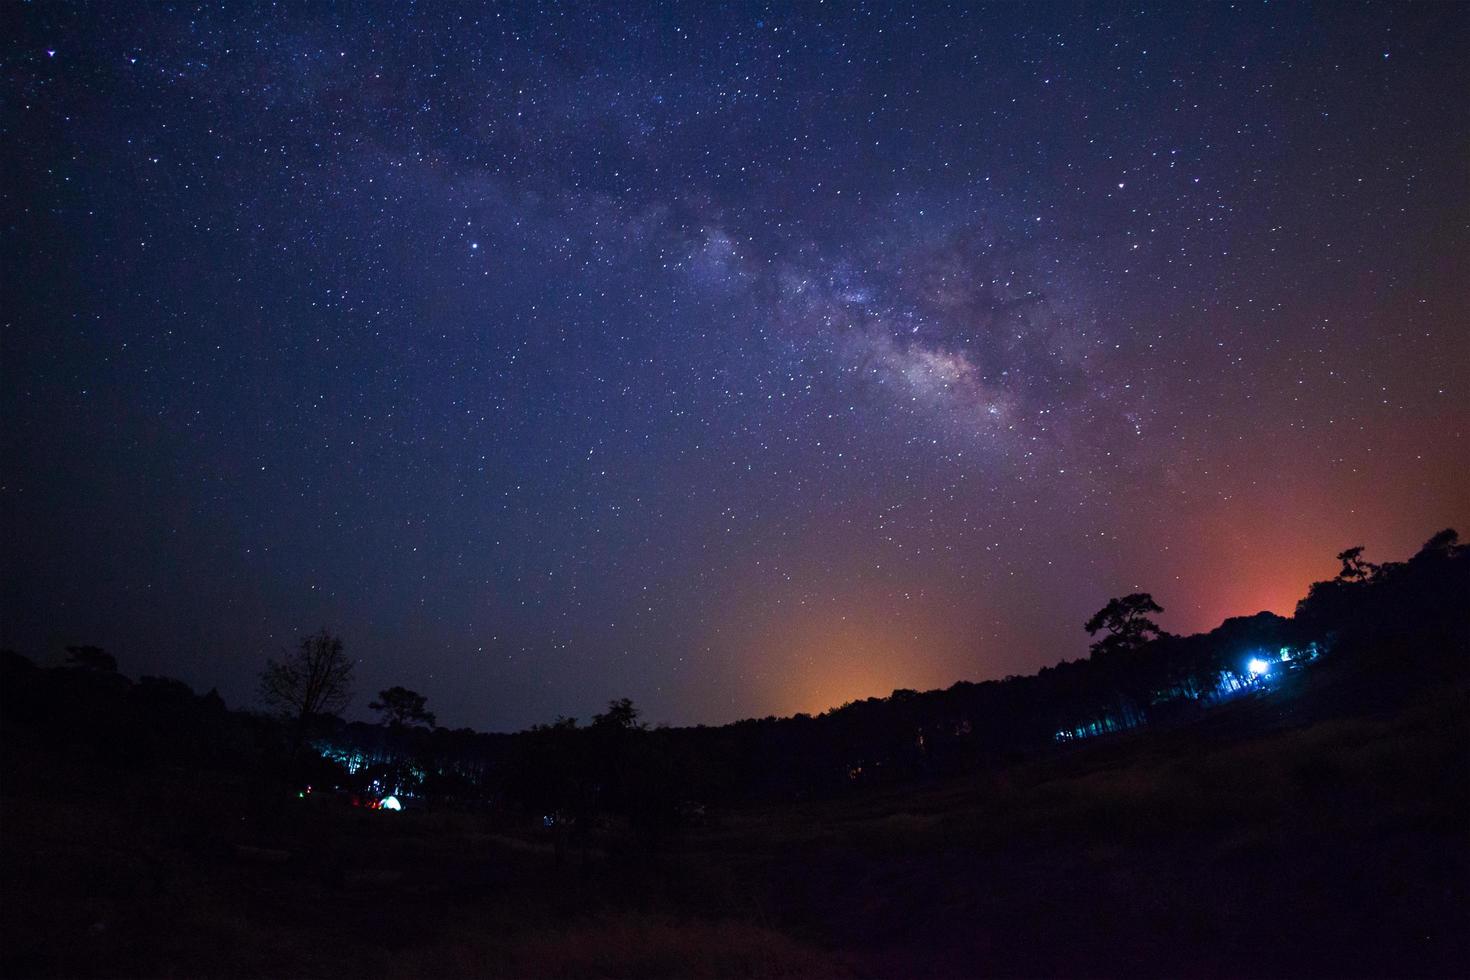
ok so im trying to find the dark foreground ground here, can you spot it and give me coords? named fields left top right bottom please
left=4, top=677, right=1468, bottom=978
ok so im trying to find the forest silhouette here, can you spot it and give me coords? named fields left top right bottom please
left=2, top=529, right=1466, bottom=977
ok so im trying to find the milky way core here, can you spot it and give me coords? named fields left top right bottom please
left=4, top=4, right=1467, bottom=728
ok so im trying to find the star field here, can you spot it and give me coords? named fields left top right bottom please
left=4, top=3, right=1467, bottom=729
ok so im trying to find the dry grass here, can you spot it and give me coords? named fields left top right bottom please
left=407, top=913, right=855, bottom=980
left=4, top=687, right=1466, bottom=978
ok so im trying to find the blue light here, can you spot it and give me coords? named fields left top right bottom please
left=380, top=795, right=402, bottom=811
left=1247, top=658, right=1270, bottom=676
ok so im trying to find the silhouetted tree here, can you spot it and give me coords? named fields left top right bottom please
left=66, top=645, right=116, bottom=672
left=592, top=697, right=646, bottom=731
left=1413, top=528, right=1460, bottom=561
left=260, top=629, right=354, bottom=744
left=1335, top=545, right=1378, bottom=582
left=369, top=685, right=436, bottom=728
left=1084, top=593, right=1165, bottom=658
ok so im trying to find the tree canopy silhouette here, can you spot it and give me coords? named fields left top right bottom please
left=369, top=685, right=436, bottom=729
left=1084, top=593, right=1165, bottom=658
left=1335, top=546, right=1378, bottom=582
left=592, top=697, right=646, bottom=731
left=1414, top=528, right=1459, bottom=560
left=65, top=645, right=116, bottom=672
left=259, top=629, right=354, bottom=735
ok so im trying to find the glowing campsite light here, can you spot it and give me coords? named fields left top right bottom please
left=380, top=795, right=402, bottom=811
left=1247, top=658, right=1270, bottom=676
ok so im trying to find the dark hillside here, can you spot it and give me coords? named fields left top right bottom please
left=2, top=532, right=1466, bottom=977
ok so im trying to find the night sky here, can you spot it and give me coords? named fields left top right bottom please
left=4, top=3, right=1467, bottom=731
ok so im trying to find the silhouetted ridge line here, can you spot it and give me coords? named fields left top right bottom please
left=2, top=529, right=1464, bottom=812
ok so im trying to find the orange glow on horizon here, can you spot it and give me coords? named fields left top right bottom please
left=1162, top=502, right=1346, bottom=637
left=749, top=611, right=948, bottom=717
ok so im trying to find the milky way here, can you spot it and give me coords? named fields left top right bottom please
left=5, top=4, right=1467, bottom=728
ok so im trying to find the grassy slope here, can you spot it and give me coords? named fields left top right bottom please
left=3, top=678, right=1467, bottom=978
left=714, top=682, right=1469, bottom=976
